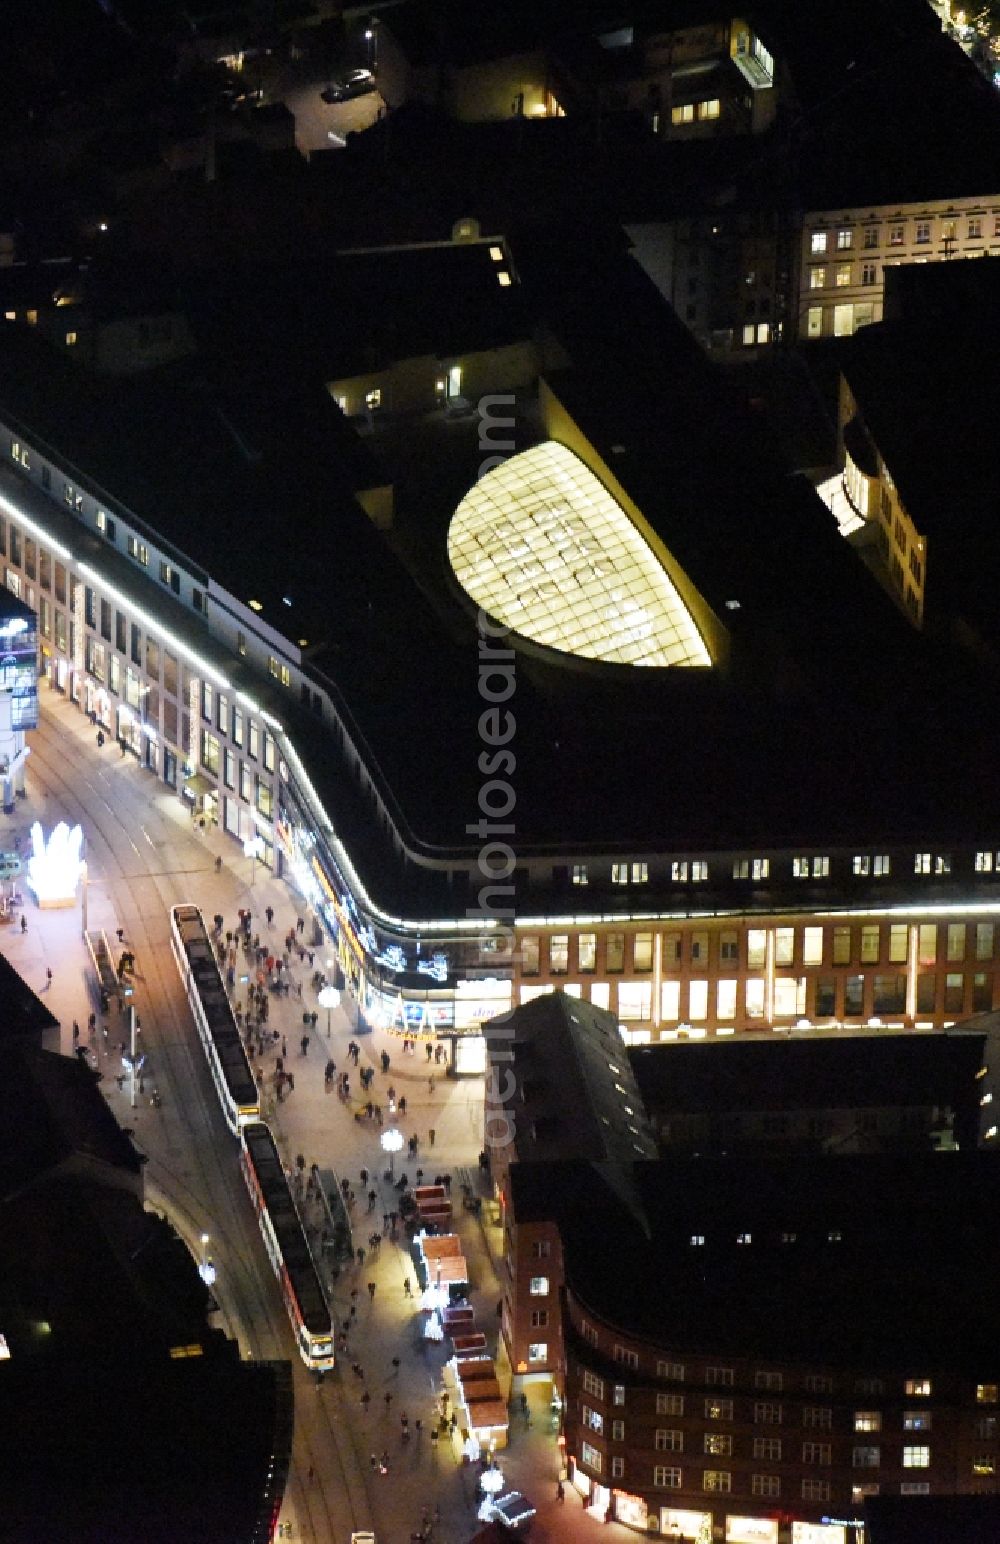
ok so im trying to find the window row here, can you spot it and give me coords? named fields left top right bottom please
left=581, top=1367, right=962, bottom=1404
left=522, top=920, right=1000, bottom=978
left=810, top=215, right=993, bottom=254
left=7, top=444, right=208, bottom=615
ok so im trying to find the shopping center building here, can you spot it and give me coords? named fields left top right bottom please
left=2, top=239, right=1000, bottom=1068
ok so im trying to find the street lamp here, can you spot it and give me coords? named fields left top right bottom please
left=243, top=834, right=265, bottom=885
left=198, top=1232, right=216, bottom=1286
left=381, top=1127, right=404, bottom=1179
left=318, top=984, right=341, bottom=1037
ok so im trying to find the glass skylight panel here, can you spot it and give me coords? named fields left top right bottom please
left=447, top=441, right=711, bottom=667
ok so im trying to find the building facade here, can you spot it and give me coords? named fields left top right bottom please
left=798, top=194, right=1000, bottom=342
left=563, top=1286, right=1000, bottom=1539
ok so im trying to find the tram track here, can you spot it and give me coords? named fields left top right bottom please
left=28, top=699, right=377, bottom=1540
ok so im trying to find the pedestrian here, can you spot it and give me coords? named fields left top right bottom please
left=367, top=1280, right=376, bottom=1300
left=20, top=914, right=26, bottom=934
left=391, top=1356, right=400, bottom=1374
left=403, top=1278, right=412, bottom=1298
left=310, top=1011, right=318, bottom=1031
left=301, top=1034, right=310, bottom=1056
left=399, top=1096, right=407, bottom=1116
left=426, top=1043, right=433, bottom=1062
left=384, top=1392, right=392, bottom=1411
left=265, top=905, right=274, bottom=926
left=45, top=967, right=52, bottom=987
left=415, top=1418, right=423, bottom=1435
left=429, top=1128, right=436, bottom=1146
left=360, top=1167, right=369, bottom=1187
left=357, top=1246, right=366, bottom=1266
left=362, top=1390, right=371, bottom=1409
left=557, top=1480, right=565, bottom=1503
left=428, top=1075, right=435, bottom=1093
left=72, top=1020, right=80, bottom=1043
left=307, top=1466, right=314, bottom=1482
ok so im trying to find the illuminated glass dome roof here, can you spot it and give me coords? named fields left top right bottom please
left=447, top=441, right=711, bottom=668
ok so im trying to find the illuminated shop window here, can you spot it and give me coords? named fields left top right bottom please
left=447, top=441, right=712, bottom=668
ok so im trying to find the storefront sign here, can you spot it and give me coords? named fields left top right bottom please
left=794, top=1525, right=847, bottom=1544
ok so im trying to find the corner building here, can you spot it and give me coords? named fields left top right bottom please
left=508, top=1155, right=1000, bottom=1542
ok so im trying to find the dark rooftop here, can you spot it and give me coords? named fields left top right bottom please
left=510, top=1151, right=1000, bottom=1370
left=0, top=1045, right=139, bottom=1198
left=630, top=1030, right=987, bottom=1121
left=0, top=1355, right=289, bottom=1544
left=0, top=950, right=60, bottom=1048
left=841, top=259, right=1000, bottom=649
left=485, top=991, right=658, bottom=1167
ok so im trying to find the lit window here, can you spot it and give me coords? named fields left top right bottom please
left=904, top=1379, right=932, bottom=1398
left=697, top=98, right=720, bottom=119
left=973, top=1455, right=995, bottom=1475
left=889, top=224, right=905, bottom=246
left=612, top=862, right=628, bottom=884
left=489, top=246, right=504, bottom=261
left=65, top=331, right=77, bottom=346
left=704, top=1398, right=732, bottom=1421
left=977, top=1384, right=999, bottom=1404
left=631, top=861, right=648, bottom=884
left=691, top=860, right=708, bottom=881
left=793, top=856, right=809, bottom=877
left=497, top=271, right=512, bottom=287
left=810, top=267, right=826, bottom=289
left=935, top=854, right=951, bottom=875
left=527, top=1341, right=547, bottom=1362
left=811, top=232, right=828, bottom=253
left=671, top=860, right=688, bottom=882
left=671, top=103, right=695, bottom=124
left=855, top=1411, right=881, bottom=1432
left=751, top=857, right=770, bottom=881
left=915, top=221, right=931, bottom=244
left=703, top=1470, right=731, bottom=1493
left=975, top=852, right=996, bottom=872
left=903, top=1411, right=931, bottom=1431
left=807, top=306, right=823, bottom=338
left=914, top=853, right=931, bottom=875
left=836, top=263, right=852, bottom=287
left=581, top=1439, right=601, bottom=1471
left=572, top=864, right=588, bottom=885
left=837, top=228, right=853, bottom=249
left=874, top=854, right=891, bottom=876
left=365, top=387, right=382, bottom=409
left=690, top=1234, right=705, bottom=1246
left=903, top=1446, right=930, bottom=1468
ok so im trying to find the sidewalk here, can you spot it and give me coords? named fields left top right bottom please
left=8, top=695, right=637, bottom=1544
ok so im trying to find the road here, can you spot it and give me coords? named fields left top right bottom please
left=7, top=689, right=501, bottom=1544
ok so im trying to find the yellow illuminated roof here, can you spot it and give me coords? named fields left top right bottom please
left=447, top=441, right=711, bottom=667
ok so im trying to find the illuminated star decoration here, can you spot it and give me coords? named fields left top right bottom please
left=26, top=820, right=85, bottom=904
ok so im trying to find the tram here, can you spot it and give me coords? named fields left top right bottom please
left=240, top=1122, right=336, bottom=1370
left=169, top=903, right=260, bottom=1134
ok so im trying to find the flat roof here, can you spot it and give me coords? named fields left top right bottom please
left=511, top=1151, right=1000, bottom=1369
left=630, top=1031, right=986, bottom=1146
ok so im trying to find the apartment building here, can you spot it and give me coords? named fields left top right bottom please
left=798, top=195, right=1000, bottom=341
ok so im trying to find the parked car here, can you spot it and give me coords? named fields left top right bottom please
left=321, top=69, right=375, bottom=103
